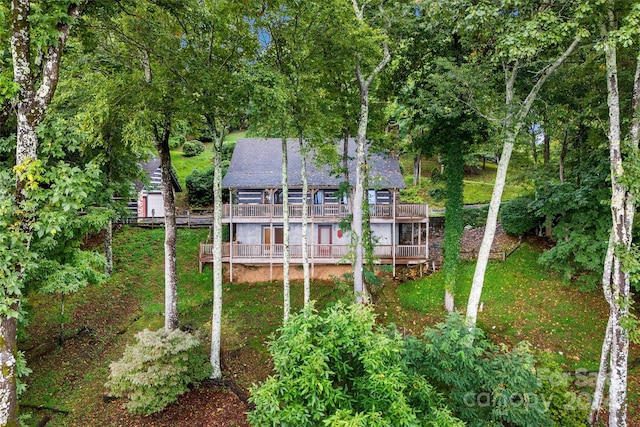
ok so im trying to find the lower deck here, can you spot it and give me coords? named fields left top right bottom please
left=199, top=243, right=429, bottom=278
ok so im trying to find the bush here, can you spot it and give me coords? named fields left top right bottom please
left=182, top=140, right=205, bottom=157
left=168, top=136, right=182, bottom=150
left=462, top=205, right=489, bottom=228
left=535, top=354, right=589, bottom=427
left=185, top=164, right=230, bottom=207
left=248, top=303, right=463, bottom=426
left=500, top=195, right=541, bottom=236
left=533, top=174, right=611, bottom=288
left=186, top=168, right=214, bottom=207
left=404, top=313, right=555, bottom=427
left=105, top=328, right=211, bottom=415
left=221, top=140, right=236, bottom=161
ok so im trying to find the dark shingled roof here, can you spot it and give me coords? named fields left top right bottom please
left=136, top=158, right=183, bottom=192
left=222, top=138, right=406, bottom=190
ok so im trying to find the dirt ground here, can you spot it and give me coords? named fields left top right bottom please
left=221, top=263, right=352, bottom=283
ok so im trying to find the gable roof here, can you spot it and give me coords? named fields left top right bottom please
left=136, top=158, right=183, bottom=192
left=222, top=138, right=406, bottom=190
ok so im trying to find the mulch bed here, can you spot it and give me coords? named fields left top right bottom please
left=102, top=388, right=250, bottom=427
left=460, top=224, right=520, bottom=259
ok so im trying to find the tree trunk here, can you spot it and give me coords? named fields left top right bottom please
left=342, top=133, right=350, bottom=186
left=543, top=132, right=550, bottom=164
left=282, top=138, right=290, bottom=321
left=559, top=127, right=567, bottom=183
left=543, top=132, right=552, bottom=237
left=444, top=290, right=455, bottom=313
left=600, top=22, right=636, bottom=425
left=413, top=150, right=422, bottom=187
left=530, top=128, right=538, bottom=165
left=210, top=132, right=224, bottom=379
left=590, top=235, right=615, bottom=425
left=590, top=314, right=613, bottom=425
left=105, top=219, right=113, bottom=276
left=466, top=37, right=580, bottom=326
left=443, top=138, right=464, bottom=313
left=352, top=88, right=368, bottom=305
left=4, top=1, right=79, bottom=424
left=466, top=129, right=516, bottom=325
left=300, top=137, right=310, bottom=307
left=351, top=1, right=390, bottom=304
left=0, top=317, right=18, bottom=427
left=154, top=123, right=179, bottom=331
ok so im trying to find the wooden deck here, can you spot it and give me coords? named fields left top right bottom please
left=129, top=202, right=429, bottom=228
left=222, top=203, right=428, bottom=221
left=199, top=242, right=429, bottom=273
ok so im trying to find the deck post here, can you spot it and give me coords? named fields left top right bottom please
left=230, top=190, right=234, bottom=283
left=426, top=204, right=429, bottom=263
left=310, top=210, right=315, bottom=280
left=392, top=190, right=396, bottom=276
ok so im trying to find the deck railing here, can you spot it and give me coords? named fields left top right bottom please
left=200, top=242, right=427, bottom=262
left=223, top=203, right=427, bottom=219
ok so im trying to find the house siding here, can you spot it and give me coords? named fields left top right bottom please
left=237, top=190, right=263, bottom=204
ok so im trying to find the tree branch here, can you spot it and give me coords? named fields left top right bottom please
left=34, top=3, right=81, bottom=122
left=515, top=36, right=581, bottom=126
left=11, top=0, right=33, bottom=97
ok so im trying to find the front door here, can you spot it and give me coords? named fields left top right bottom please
left=318, top=225, right=332, bottom=256
left=262, top=226, right=271, bottom=256
left=264, top=226, right=284, bottom=256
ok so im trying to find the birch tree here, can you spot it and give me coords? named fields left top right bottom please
left=171, top=0, right=256, bottom=376
left=96, top=0, right=189, bottom=331
left=254, top=0, right=341, bottom=314
left=350, top=0, right=390, bottom=304
left=1, top=0, right=81, bottom=423
left=422, top=0, right=586, bottom=325
left=589, top=3, right=640, bottom=425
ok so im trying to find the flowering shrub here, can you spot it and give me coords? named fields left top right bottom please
left=106, top=328, right=211, bottom=415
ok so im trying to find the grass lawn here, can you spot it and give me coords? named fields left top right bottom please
left=19, top=227, right=639, bottom=425
left=381, top=243, right=610, bottom=371
left=399, top=158, right=529, bottom=207
left=170, top=130, right=246, bottom=189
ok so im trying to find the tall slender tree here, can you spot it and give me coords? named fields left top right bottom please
left=422, top=0, right=585, bottom=325
left=1, top=1, right=82, bottom=423
left=350, top=0, right=390, bottom=304
left=175, top=0, right=256, bottom=376
left=94, top=0, right=191, bottom=331
left=254, top=0, right=344, bottom=314
left=589, top=3, right=640, bottom=425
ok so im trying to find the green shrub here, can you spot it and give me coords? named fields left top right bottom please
left=185, top=164, right=230, bottom=207
left=462, top=205, right=488, bottom=228
left=168, top=136, right=182, bottom=150
left=248, top=303, right=463, bottom=427
left=535, top=354, right=589, bottom=427
left=182, top=140, right=205, bottom=157
left=531, top=153, right=611, bottom=287
left=186, top=168, right=214, bottom=207
left=500, top=194, right=541, bottom=236
left=404, top=313, right=554, bottom=427
left=399, top=186, right=425, bottom=204
left=105, top=328, right=211, bottom=415
left=221, top=140, right=236, bottom=161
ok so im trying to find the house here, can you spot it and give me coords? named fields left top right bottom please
left=201, top=138, right=429, bottom=280
left=134, top=158, right=183, bottom=219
